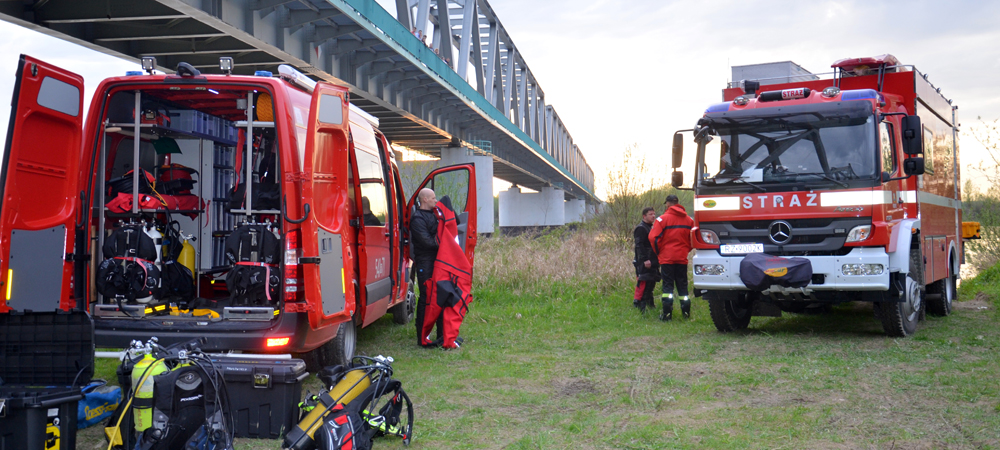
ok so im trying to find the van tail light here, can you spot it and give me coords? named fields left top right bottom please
left=266, top=337, right=290, bottom=347
left=284, top=230, right=304, bottom=302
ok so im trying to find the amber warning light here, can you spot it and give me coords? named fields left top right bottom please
left=266, top=337, right=290, bottom=347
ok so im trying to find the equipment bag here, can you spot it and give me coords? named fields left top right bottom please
left=738, top=253, right=813, bottom=291
left=315, top=403, right=373, bottom=450
left=78, top=381, right=122, bottom=429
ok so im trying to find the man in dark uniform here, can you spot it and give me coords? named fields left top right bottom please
left=633, top=207, right=659, bottom=313
left=409, top=188, right=443, bottom=345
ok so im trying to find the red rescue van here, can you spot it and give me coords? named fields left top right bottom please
left=0, top=55, right=478, bottom=365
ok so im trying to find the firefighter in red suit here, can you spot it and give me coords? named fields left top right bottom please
left=648, top=194, right=693, bottom=321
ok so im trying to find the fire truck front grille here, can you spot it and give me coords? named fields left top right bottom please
left=702, top=217, right=872, bottom=255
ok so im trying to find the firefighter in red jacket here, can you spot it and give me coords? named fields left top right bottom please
left=648, top=195, right=693, bottom=321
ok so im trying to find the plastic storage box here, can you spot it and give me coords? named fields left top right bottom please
left=0, top=311, right=94, bottom=385
left=211, top=356, right=308, bottom=439
left=0, top=310, right=93, bottom=450
left=0, top=387, right=82, bottom=450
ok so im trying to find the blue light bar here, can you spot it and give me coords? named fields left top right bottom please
left=840, top=89, right=881, bottom=102
left=705, top=102, right=731, bottom=113
left=254, top=70, right=273, bottom=77
left=125, top=71, right=143, bottom=76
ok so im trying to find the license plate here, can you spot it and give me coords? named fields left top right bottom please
left=720, top=243, right=763, bottom=255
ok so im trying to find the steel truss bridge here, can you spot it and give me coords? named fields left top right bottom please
left=0, top=0, right=596, bottom=201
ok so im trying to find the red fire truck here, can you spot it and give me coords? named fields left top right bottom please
left=670, top=54, right=976, bottom=337
left=0, top=55, right=478, bottom=364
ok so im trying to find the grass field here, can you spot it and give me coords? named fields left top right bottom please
left=81, top=232, right=1000, bottom=449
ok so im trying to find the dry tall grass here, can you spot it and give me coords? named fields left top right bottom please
left=473, top=227, right=632, bottom=296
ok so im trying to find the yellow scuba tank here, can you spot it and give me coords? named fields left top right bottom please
left=283, top=369, right=371, bottom=450
left=131, top=354, right=168, bottom=431
left=178, top=235, right=195, bottom=275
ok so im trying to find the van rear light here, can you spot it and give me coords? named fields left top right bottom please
left=284, top=230, right=304, bottom=302
left=266, top=337, right=289, bottom=347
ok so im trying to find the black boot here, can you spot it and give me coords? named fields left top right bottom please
left=680, top=298, right=691, bottom=319
left=659, top=300, right=673, bottom=322
left=633, top=300, right=646, bottom=314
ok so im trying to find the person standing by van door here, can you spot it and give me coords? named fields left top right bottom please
left=410, top=188, right=443, bottom=345
left=649, top=195, right=693, bottom=321
left=633, top=207, right=659, bottom=313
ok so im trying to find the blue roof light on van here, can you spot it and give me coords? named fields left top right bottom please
left=254, top=70, right=273, bottom=77
left=840, top=89, right=883, bottom=103
left=705, top=102, right=731, bottom=113
left=125, top=71, right=143, bottom=76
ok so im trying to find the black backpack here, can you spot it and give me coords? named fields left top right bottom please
left=224, top=225, right=280, bottom=306
left=98, top=225, right=161, bottom=302
left=137, top=365, right=229, bottom=450
left=103, top=224, right=157, bottom=261
left=159, top=221, right=194, bottom=301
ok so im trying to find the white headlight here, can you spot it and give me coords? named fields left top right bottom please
left=845, top=225, right=872, bottom=243
left=700, top=230, right=720, bottom=245
left=695, top=264, right=726, bottom=275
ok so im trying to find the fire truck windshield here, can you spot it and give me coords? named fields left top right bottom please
left=698, top=103, right=877, bottom=192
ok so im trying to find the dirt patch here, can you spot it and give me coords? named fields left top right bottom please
left=554, top=377, right=599, bottom=397
left=954, top=293, right=990, bottom=311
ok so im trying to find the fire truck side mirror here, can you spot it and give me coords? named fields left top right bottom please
left=902, top=115, right=923, bottom=155
left=903, top=157, right=925, bottom=176
left=671, top=171, right=684, bottom=188
left=881, top=171, right=891, bottom=183
left=671, top=133, right=684, bottom=168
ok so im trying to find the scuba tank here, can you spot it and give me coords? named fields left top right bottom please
left=178, top=233, right=196, bottom=275
left=143, top=222, right=163, bottom=267
left=283, top=368, right=372, bottom=450
left=131, top=353, right=168, bottom=432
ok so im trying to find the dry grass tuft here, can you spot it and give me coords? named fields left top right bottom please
left=474, top=227, right=632, bottom=295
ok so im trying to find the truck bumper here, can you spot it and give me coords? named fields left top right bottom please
left=693, top=247, right=890, bottom=292
left=94, top=311, right=333, bottom=353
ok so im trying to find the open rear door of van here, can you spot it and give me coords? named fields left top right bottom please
left=300, top=83, right=355, bottom=329
left=406, top=164, right=478, bottom=263
left=0, top=55, right=85, bottom=313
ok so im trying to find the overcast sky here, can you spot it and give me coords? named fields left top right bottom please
left=2, top=0, right=999, bottom=196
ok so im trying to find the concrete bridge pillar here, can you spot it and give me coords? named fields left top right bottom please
left=438, top=147, right=495, bottom=234
left=564, top=198, right=586, bottom=224
left=498, top=185, right=566, bottom=229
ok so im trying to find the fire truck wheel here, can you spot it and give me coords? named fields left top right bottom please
left=879, top=250, right=923, bottom=337
left=926, top=257, right=955, bottom=317
left=707, top=291, right=753, bottom=332
left=391, top=283, right=416, bottom=324
left=321, top=320, right=357, bottom=367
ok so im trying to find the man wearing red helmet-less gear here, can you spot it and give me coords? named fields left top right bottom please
left=648, top=195, right=693, bottom=321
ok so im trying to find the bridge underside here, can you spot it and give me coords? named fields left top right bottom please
left=0, top=0, right=595, bottom=201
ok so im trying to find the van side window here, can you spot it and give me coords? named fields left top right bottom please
left=354, top=135, right=388, bottom=226
left=430, top=169, right=470, bottom=213
left=880, top=121, right=896, bottom=175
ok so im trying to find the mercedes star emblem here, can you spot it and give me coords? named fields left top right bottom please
left=769, top=220, right=792, bottom=245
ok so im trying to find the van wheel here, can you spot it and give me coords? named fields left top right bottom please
left=391, top=284, right=416, bottom=324
left=707, top=291, right=753, bottom=332
left=320, top=320, right=357, bottom=368
left=879, top=249, right=923, bottom=337
left=926, top=257, right=955, bottom=316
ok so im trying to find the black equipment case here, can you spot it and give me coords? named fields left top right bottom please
left=211, top=355, right=308, bottom=439
left=0, top=311, right=94, bottom=450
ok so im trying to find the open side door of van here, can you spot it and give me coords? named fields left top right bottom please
left=406, top=163, right=478, bottom=263
left=301, top=83, right=354, bottom=329
left=0, top=55, right=85, bottom=313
